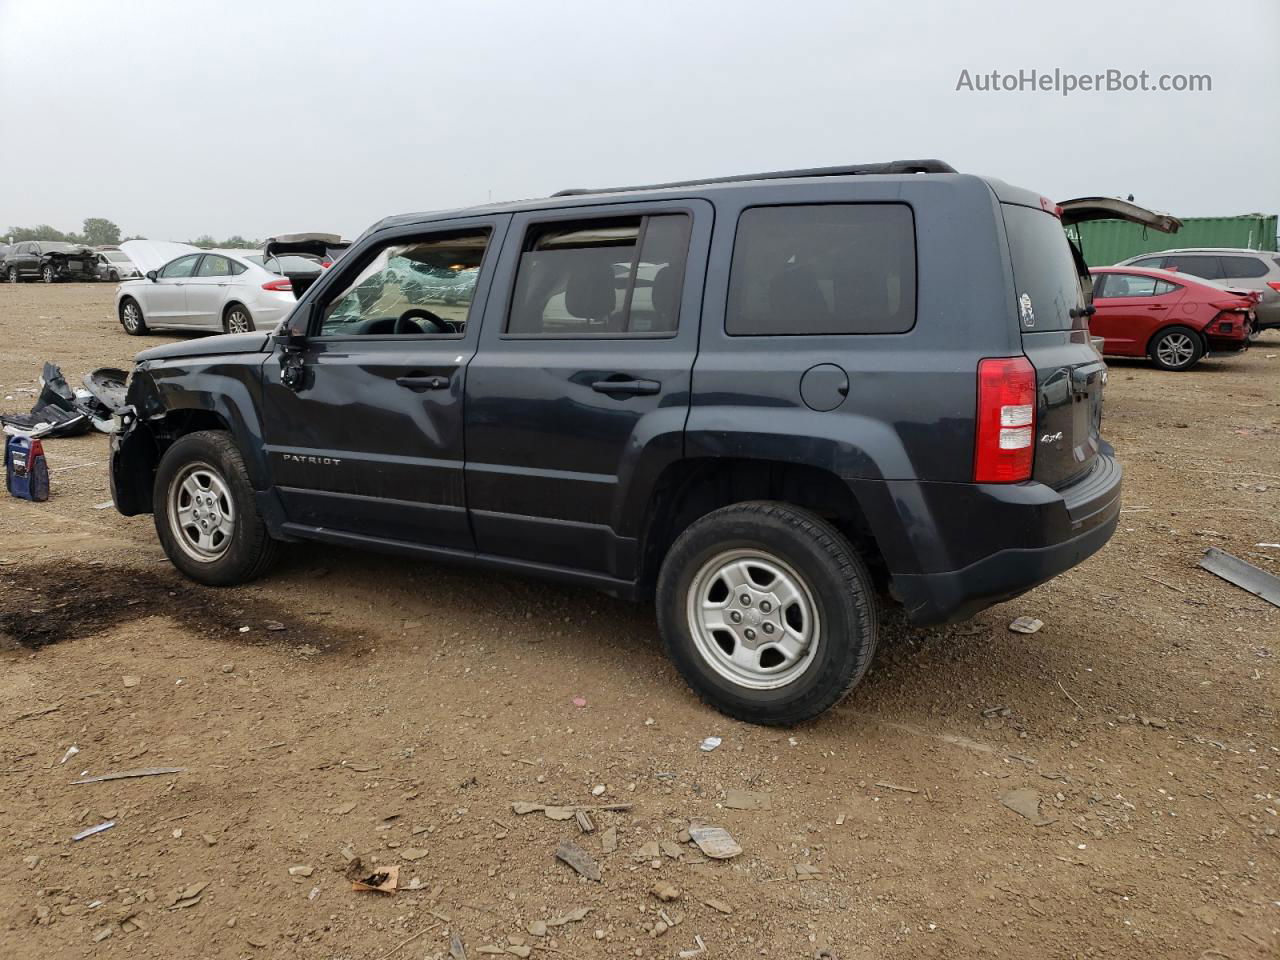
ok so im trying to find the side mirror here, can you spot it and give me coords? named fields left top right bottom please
left=145, top=270, right=158, bottom=282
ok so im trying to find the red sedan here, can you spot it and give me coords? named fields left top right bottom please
left=1089, top=266, right=1260, bottom=371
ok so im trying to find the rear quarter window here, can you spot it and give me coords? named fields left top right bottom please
left=1001, top=204, right=1084, bottom=332
left=1218, top=255, right=1268, bottom=279
left=726, top=203, right=916, bottom=336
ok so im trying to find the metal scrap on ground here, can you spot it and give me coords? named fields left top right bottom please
left=72, top=766, right=185, bottom=784
left=1199, top=546, right=1280, bottom=608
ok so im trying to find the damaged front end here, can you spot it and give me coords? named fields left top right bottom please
left=108, top=368, right=167, bottom=516
left=45, top=246, right=98, bottom=280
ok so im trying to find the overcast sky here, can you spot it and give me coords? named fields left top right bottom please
left=1, top=0, right=1277, bottom=242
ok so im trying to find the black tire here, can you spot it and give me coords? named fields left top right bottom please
left=107, top=269, right=119, bottom=282
left=152, top=431, right=279, bottom=586
left=224, top=304, right=255, bottom=334
left=41, top=264, right=55, bottom=283
left=7, top=267, right=18, bottom=283
left=1148, top=325, right=1203, bottom=371
left=656, top=501, right=878, bottom=725
left=119, top=297, right=148, bottom=335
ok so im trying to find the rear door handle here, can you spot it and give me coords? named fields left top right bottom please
left=395, top=375, right=450, bottom=391
left=591, top=378, right=661, bottom=396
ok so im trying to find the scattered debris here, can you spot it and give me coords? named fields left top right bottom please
left=400, top=847, right=429, bottom=861
left=981, top=706, right=1011, bottom=718
left=59, top=745, right=79, bottom=764
left=703, top=898, right=733, bottom=915
left=651, top=881, right=681, bottom=902
left=449, top=932, right=468, bottom=960
left=601, top=826, right=618, bottom=853
left=1199, top=547, right=1280, bottom=608
left=72, top=820, right=115, bottom=841
left=288, top=865, right=313, bottom=877
left=527, top=920, right=547, bottom=938
left=724, top=789, right=772, bottom=810
left=349, top=861, right=399, bottom=894
left=571, top=696, right=587, bottom=708
left=660, top=839, right=684, bottom=859
left=688, top=825, right=742, bottom=859
left=699, top=736, right=722, bottom=752
left=1008, top=616, right=1044, bottom=634
left=591, top=783, right=606, bottom=796
left=874, top=781, right=919, bottom=794
left=170, top=881, right=208, bottom=909
left=1000, top=788, right=1055, bottom=826
left=555, top=840, right=602, bottom=881
left=793, top=863, right=823, bottom=881
left=678, top=934, right=708, bottom=958
left=546, top=906, right=591, bottom=926
left=264, top=620, right=287, bottom=631
left=575, top=809, right=595, bottom=833
left=73, top=766, right=184, bottom=785
left=122, top=675, right=140, bottom=688
left=512, top=800, right=632, bottom=816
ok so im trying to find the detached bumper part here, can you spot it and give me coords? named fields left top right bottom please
left=885, top=452, right=1122, bottom=626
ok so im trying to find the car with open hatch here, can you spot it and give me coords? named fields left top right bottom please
left=108, top=159, right=1124, bottom=725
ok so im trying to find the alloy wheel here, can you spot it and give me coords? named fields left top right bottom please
left=167, top=462, right=236, bottom=562
left=121, top=302, right=141, bottom=332
left=1157, top=332, right=1195, bottom=368
left=685, top=548, right=820, bottom=690
left=227, top=308, right=252, bottom=334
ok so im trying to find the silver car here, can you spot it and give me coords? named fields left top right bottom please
left=96, top=249, right=140, bottom=281
left=1116, top=248, right=1280, bottom=330
left=114, top=240, right=299, bottom=336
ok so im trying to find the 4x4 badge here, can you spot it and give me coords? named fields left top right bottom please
left=1019, top=292, right=1036, bottom=328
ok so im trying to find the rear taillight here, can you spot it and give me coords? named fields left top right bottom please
left=1267, top=281, right=1280, bottom=293
left=974, top=357, right=1037, bottom=484
left=320, top=258, right=333, bottom=269
left=262, top=278, right=292, bottom=292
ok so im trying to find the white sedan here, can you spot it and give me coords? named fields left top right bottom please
left=114, top=240, right=307, bottom=336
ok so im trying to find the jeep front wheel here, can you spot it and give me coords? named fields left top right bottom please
left=153, top=431, right=279, bottom=586
left=656, top=501, right=878, bottom=725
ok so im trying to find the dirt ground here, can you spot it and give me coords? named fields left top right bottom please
left=0, top=282, right=1276, bottom=960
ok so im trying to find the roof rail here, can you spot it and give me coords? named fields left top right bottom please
left=552, top=159, right=956, bottom=197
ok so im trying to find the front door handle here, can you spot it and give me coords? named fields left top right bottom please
left=396, top=375, right=450, bottom=391
left=591, top=378, right=660, bottom=396
left=1147, top=305, right=1168, bottom=311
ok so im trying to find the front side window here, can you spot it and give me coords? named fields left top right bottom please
left=196, top=254, right=233, bottom=277
left=727, top=204, right=917, bottom=336
left=507, top=214, right=691, bottom=336
left=160, top=254, right=201, bottom=279
left=319, top=229, right=490, bottom=337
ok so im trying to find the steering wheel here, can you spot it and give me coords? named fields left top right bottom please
left=395, top=308, right=451, bottom=335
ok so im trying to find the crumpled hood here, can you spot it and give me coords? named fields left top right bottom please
left=120, top=239, right=201, bottom=275
left=135, top=332, right=271, bottom=363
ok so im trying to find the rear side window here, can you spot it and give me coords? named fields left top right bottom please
left=726, top=204, right=916, bottom=336
left=1130, top=256, right=1165, bottom=269
left=1218, top=255, right=1268, bottom=279
left=1001, top=204, right=1084, bottom=332
left=1163, top=255, right=1223, bottom=280
left=507, top=214, right=690, bottom=337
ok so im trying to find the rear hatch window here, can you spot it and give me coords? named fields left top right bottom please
left=1001, top=203, right=1105, bottom=490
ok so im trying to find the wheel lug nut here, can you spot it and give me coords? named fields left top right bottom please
left=763, top=622, right=775, bottom=634
left=740, top=594, right=751, bottom=606
left=760, top=600, right=772, bottom=613
left=744, top=628, right=756, bottom=641
left=729, top=611, right=742, bottom=623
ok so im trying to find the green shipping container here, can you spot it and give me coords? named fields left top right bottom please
left=1067, top=214, right=1278, bottom=267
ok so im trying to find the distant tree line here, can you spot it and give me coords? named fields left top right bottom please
left=4, top=219, right=261, bottom=249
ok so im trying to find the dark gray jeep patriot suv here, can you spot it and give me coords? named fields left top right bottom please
left=110, top=159, right=1121, bottom=724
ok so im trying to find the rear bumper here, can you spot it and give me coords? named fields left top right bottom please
left=863, top=451, right=1122, bottom=626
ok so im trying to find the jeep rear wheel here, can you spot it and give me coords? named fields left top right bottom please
left=41, top=265, right=55, bottom=283
left=656, top=501, right=878, bottom=725
left=7, top=267, right=18, bottom=283
left=153, top=431, right=279, bottom=586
